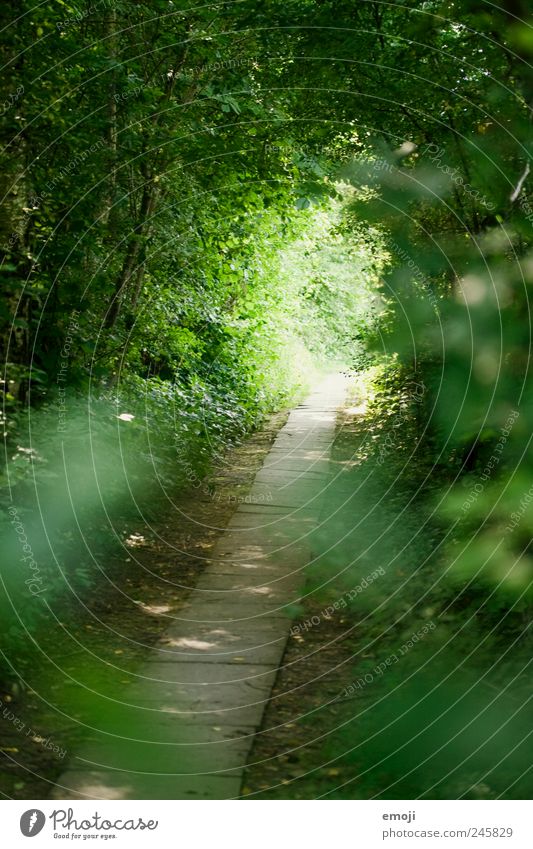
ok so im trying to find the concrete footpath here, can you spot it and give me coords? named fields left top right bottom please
left=51, top=373, right=349, bottom=799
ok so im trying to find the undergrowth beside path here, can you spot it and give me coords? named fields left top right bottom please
left=0, top=410, right=288, bottom=799
left=243, top=385, right=533, bottom=800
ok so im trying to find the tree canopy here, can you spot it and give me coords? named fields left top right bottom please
left=1, top=0, right=533, bottom=800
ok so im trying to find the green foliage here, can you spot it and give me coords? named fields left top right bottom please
left=1, top=0, right=533, bottom=798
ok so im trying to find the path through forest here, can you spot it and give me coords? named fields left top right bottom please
left=50, top=373, right=349, bottom=799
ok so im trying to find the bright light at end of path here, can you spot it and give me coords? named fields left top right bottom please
left=345, top=401, right=367, bottom=416
left=117, top=412, right=135, bottom=421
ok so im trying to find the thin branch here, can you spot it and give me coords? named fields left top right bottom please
left=510, top=161, right=530, bottom=203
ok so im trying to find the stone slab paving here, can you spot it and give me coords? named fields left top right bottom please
left=51, top=373, right=348, bottom=800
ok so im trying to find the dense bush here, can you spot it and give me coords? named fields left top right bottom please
left=1, top=1, right=532, bottom=797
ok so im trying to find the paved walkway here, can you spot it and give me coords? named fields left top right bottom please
left=51, top=374, right=349, bottom=799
